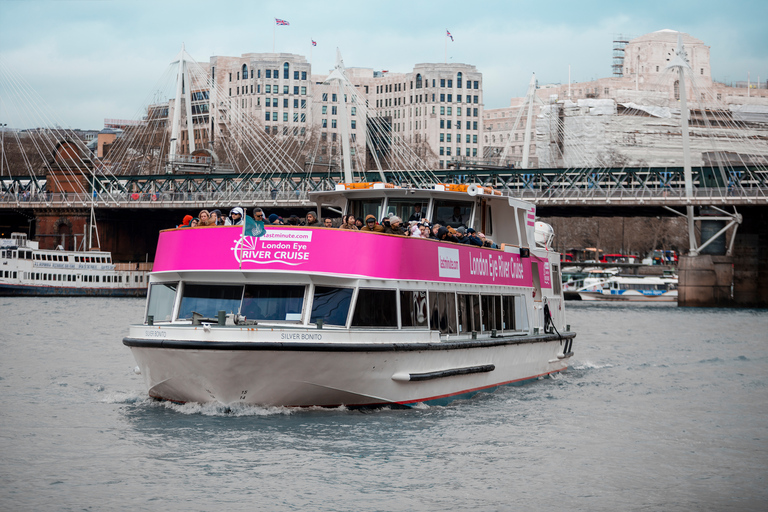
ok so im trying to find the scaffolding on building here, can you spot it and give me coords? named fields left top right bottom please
left=612, top=35, right=630, bottom=77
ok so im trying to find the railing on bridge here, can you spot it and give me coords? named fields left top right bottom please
left=2, top=166, right=767, bottom=208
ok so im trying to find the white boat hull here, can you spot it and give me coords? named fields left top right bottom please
left=578, top=290, right=677, bottom=302
left=126, top=335, right=573, bottom=407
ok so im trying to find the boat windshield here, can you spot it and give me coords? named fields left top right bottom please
left=242, top=284, right=304, bottom=322
left=179, top=284, right=243, bottom=320
left=147, top=282, right=177, bottom=322
left=432, top=199, right=473, bottom=229
left=310, top=286, right=353, bottom=326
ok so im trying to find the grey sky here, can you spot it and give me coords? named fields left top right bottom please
left=1, top=0, right=766, bottom=129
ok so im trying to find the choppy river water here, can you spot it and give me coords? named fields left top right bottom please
left=1, top=298, right=766, bottom=511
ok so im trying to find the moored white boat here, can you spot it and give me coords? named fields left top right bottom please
left=577, top=275, right=678, bottom=302
left=0, top=232, right=150, bottom=296
left=124, top=184, right=576, bottom=407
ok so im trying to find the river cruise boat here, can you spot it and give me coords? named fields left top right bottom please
left=123, top=184, right=575, bottom=407
left=0, top=232, right=150, bottom=296
left=577, top=274, right=678, bottom=302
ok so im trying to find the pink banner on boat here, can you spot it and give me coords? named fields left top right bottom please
left=153, top=226, right=541, bottom=287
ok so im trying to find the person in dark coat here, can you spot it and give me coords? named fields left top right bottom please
left=360, top=214, right=384, bottom=232
left=465, top=228, right=484, bottom=246
left=305, top=211, right=320, bottom=226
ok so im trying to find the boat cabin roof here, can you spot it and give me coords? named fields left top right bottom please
left=310, top=185, right=536, bottom=249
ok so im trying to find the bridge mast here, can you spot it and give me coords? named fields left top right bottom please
left=324, top=50, right=353, bottom=183
left=500, top=73, right=539, bottom=166
left=666, top=33, right=697, bottom=254
left=169, top=44, right=196, bottom=166
left=520, top=73, right=537, bottom=169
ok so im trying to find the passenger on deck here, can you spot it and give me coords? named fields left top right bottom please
left=190, top=217, right=200, bottom=227
left=324, top=217, right=334, bottom=228
left=465, top=228, right=484, bottom=247
left=268, top=213, right=280, bottom=225
left=384, top=216, right=406, bottom=235
left=253, top=208, right=267, bottom=224
left=430, top=223, right=442, bottom=239
left=305, top=211, right=320, bottom=226
left=408, top=205, right=424, bottom=222
left=454, top=226, right=471, bottom=244
left=437, top=226, right=460, bottom=244
left=354, top=218, right=364, bottom=229
left=230, top=207, right=244, bottom=226
left=286, top=215, right=300, bottom=226
left=417, top=222, right=430, bottom=238
left=340, top=215, right=358, bottom=230
left=210, top=209, right=227, bottom=226
left=198, top=210, right=213, bottom=226
left=478, top=232, right=499, bottom=249
left=177, top=214, right=193, bottom=228
left=360, top=215, right=384, bottom=232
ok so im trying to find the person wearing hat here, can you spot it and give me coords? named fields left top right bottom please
left=268, top=213, right=279, bottom=224
left=454, top=226, right=471, bottom=244
left=360, top=214, right=384, bottom=232
left=384, top=215, right=406, bottom=236
left=209, top=209, right=227, bottom=226
left=177, top=214, right=193, bottom=228
left=304, top=211, right=320, bottom=226
left=230, top=207, right=244, bottom=226
left=465, top=227, right=484, bottom=246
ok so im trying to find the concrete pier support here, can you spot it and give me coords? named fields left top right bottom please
left=679, top=206, right=768, bottom=308
left=678, top=255, right=734, bottom=307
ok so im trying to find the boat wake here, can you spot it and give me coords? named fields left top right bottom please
left=572, top=361, right=614, bottom=371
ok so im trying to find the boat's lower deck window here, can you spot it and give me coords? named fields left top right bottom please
left=458, top=293, right=481, bottom=333
left=147, top=283, right=178, bottom=322
left=481, top=295, right=503, bottom=332
left=310, top=286, right=352, bottom=326
left=179, top=284, right=242, bottom=320
left=352, top=289, right=397, bottom=327
left=242, top=284, right=304, bottom=322
left=400, top=290, right=428, bottom=327
left=430, top=291, right=457, bottom=334
left=502, top=296, right=516, bottom=331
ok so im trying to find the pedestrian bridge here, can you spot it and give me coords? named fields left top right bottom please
left=1, top=165, right=766, bottom=211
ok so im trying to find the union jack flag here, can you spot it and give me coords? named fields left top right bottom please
left=446, top=29, right=454, bottom=41
left=312, top=40, right=317, bottom=46
left=275, top=18, right=289, bottom=25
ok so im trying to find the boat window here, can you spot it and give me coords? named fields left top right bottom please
left=178, top=284, right=243, bottom=320
left=310, top=286, right=353, bottom=326
left=147, top=283, right=178, bottom=323
left=348, top=199, right=382, bottom=223
left=429, top=291, right=457, bottom=334
left=481, top=295, right=502, bottom=332
left=242, top=284, right=304, bottom=322
left=502, top=296, right=515, bottom=330
left=433, top=199, right=473, bottom=229
left=400, top=290, right=428, bottom=328
left=352, top=289, right=398, bottom=327
left=551, top=265, right=561, bottom=295
left=457, top=293, right=481, bottom=333
left=385, top=198, right=428, bottom=223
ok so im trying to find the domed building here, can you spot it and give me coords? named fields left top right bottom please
left=484, top=30, right=768, bottom=168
